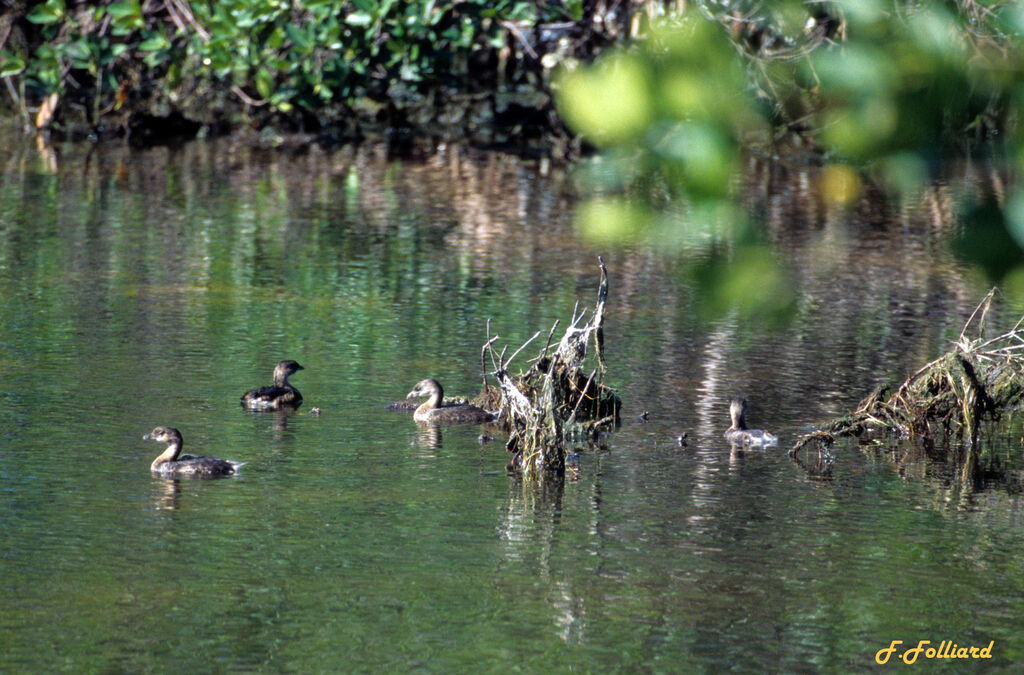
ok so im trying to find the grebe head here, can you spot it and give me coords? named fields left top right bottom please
left=143, top=426, right=183, bottom=447
left=273, top=360, right=304, bottom=385
left=144, top=426, right=185, bottom=470
left=407, top=378, right=443, bottom=402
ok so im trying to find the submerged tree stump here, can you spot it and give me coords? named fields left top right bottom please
left=484, top=258, right=621, bottom=477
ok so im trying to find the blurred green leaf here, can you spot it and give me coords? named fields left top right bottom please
left=954, top=198, right=1024, bottom=281
left=256, top=67, right=274, bottom=99
left=138, top=33, right=170, bottom=52
left=691, top=246, right=795, bottom=323
left=557, top=52, right=654, bottom=146
left=105, top=1, right=140, bottom=21
left=26, top=0, right=65, bottom=25
left=1004, top=190, right=1024, bottom=252
left=814, top=44, right=898, bottom=98
left=0, top=51, right=26, bottom=77
left=285, top=23, right=313, bottom=54
left=657, top=122, right=735, bottom=198
left=575, top=198, right=652, bottom=245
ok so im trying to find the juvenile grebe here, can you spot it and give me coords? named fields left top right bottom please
left=724, top=397, right=778, bottom=447
left=143, top=426, right=243, bottom=477
left=241, top=360, right=304, bottom=410
left=406, top=378, right=495, bottom=425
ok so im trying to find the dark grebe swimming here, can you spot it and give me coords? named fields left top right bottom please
left=241, top=360, right=304, bottom=410
left=406, top=378, right=495, bottom=425
left=143, top=426, right=243, bottom=477
left=724, top=397, right=778, bottom=447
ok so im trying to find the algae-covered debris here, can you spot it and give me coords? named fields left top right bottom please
left=792, top=289, right=1024, bottom=455
left=483, top=258, right=621, bottom=477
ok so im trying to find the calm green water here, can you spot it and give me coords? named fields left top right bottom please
left=2, top=136, right=1024, bottom=672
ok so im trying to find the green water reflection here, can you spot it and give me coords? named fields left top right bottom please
left=2, top=136, right=1024, bottom=672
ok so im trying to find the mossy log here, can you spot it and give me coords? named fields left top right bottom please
left=792, top=289, right=1024, bottom=455
left=483, top=258, right=621, bottom=477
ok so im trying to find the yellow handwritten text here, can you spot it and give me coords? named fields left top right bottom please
left=875, top=640, right=994, bottom=665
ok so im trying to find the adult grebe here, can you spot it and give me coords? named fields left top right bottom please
left=144, top=426, right=244, bottom=477
left=406, top=378, right=495, bottom=425
left=724, top=397, right=778, bottom=447
left=241, top=360, right=304, bottom=410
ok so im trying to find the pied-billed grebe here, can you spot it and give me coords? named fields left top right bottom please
left=406, top=378, right=495, bottom=425
left=724, top=397, right=778, bottom=447
left=143, top=426, right=243, bottom=477
left=241, top=360, right=304, bottom=410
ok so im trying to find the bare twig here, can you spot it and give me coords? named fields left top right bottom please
left=481, top=334, right=499, bottom=393
left=500, top=20, right=538, bottom=59
left=567, top=368, right=597, bottom=424
left=505, top=331, right=542, bottom=368
left=959, top=287, right=996, bottom=343
left=532, top=319, right=560, bottom=364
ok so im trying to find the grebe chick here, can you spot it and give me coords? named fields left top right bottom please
left=241, top=360, right=304, bottom=410
left=143, top=426, right=243, bottom=477
left=724, top=397, right=778, bottom=447
left=406, top=378, right=495, bottom=425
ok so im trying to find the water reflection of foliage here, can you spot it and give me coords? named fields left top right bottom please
left=5, top=137, right=1024, bottom=496
left=857, top=438, right=1024, bottom=517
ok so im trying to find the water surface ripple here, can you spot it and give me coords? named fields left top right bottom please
left=1, top=138, right=1022, bottom=671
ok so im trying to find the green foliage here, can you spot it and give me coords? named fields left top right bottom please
left=4, top=0, right=576, bottom=123
left=554, top=2, right=1024, bottom=320
left=25, top=0, right=66, bottom=25
left=555, top=11, right=793, bottom=320
left=557, top=14, right=761, bottom=200
left=809, top=1, right=1024, bottom=168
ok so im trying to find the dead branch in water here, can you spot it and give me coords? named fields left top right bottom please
left=485, top=258, right=620, bottom=478
left=792, top=289, right=1024, bottom=457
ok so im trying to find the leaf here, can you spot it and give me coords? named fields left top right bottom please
left=105, top=1, right=139, bottom=20
left=267, top=27, right=285, bottom=51
left=64, top=38, right=93, bottom=63
left=256, top=67, right=274, bottom=99
left=106, top=0, right=144, bottom=33
left=556, top=51, right=654, bottom=146
left=0, top=52, right=26, bottom=77
left=285, top=23, right=313, bottom=53
left=138, top=33, right=170, bottom=52
left=26, top=0, right=65, bottom=25
left=346, top=12, right=373, bottom=27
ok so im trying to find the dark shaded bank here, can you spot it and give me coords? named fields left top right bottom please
left=7, top=1, right=1024, bottom=161
left=0, top=1, right=648, bottom=152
